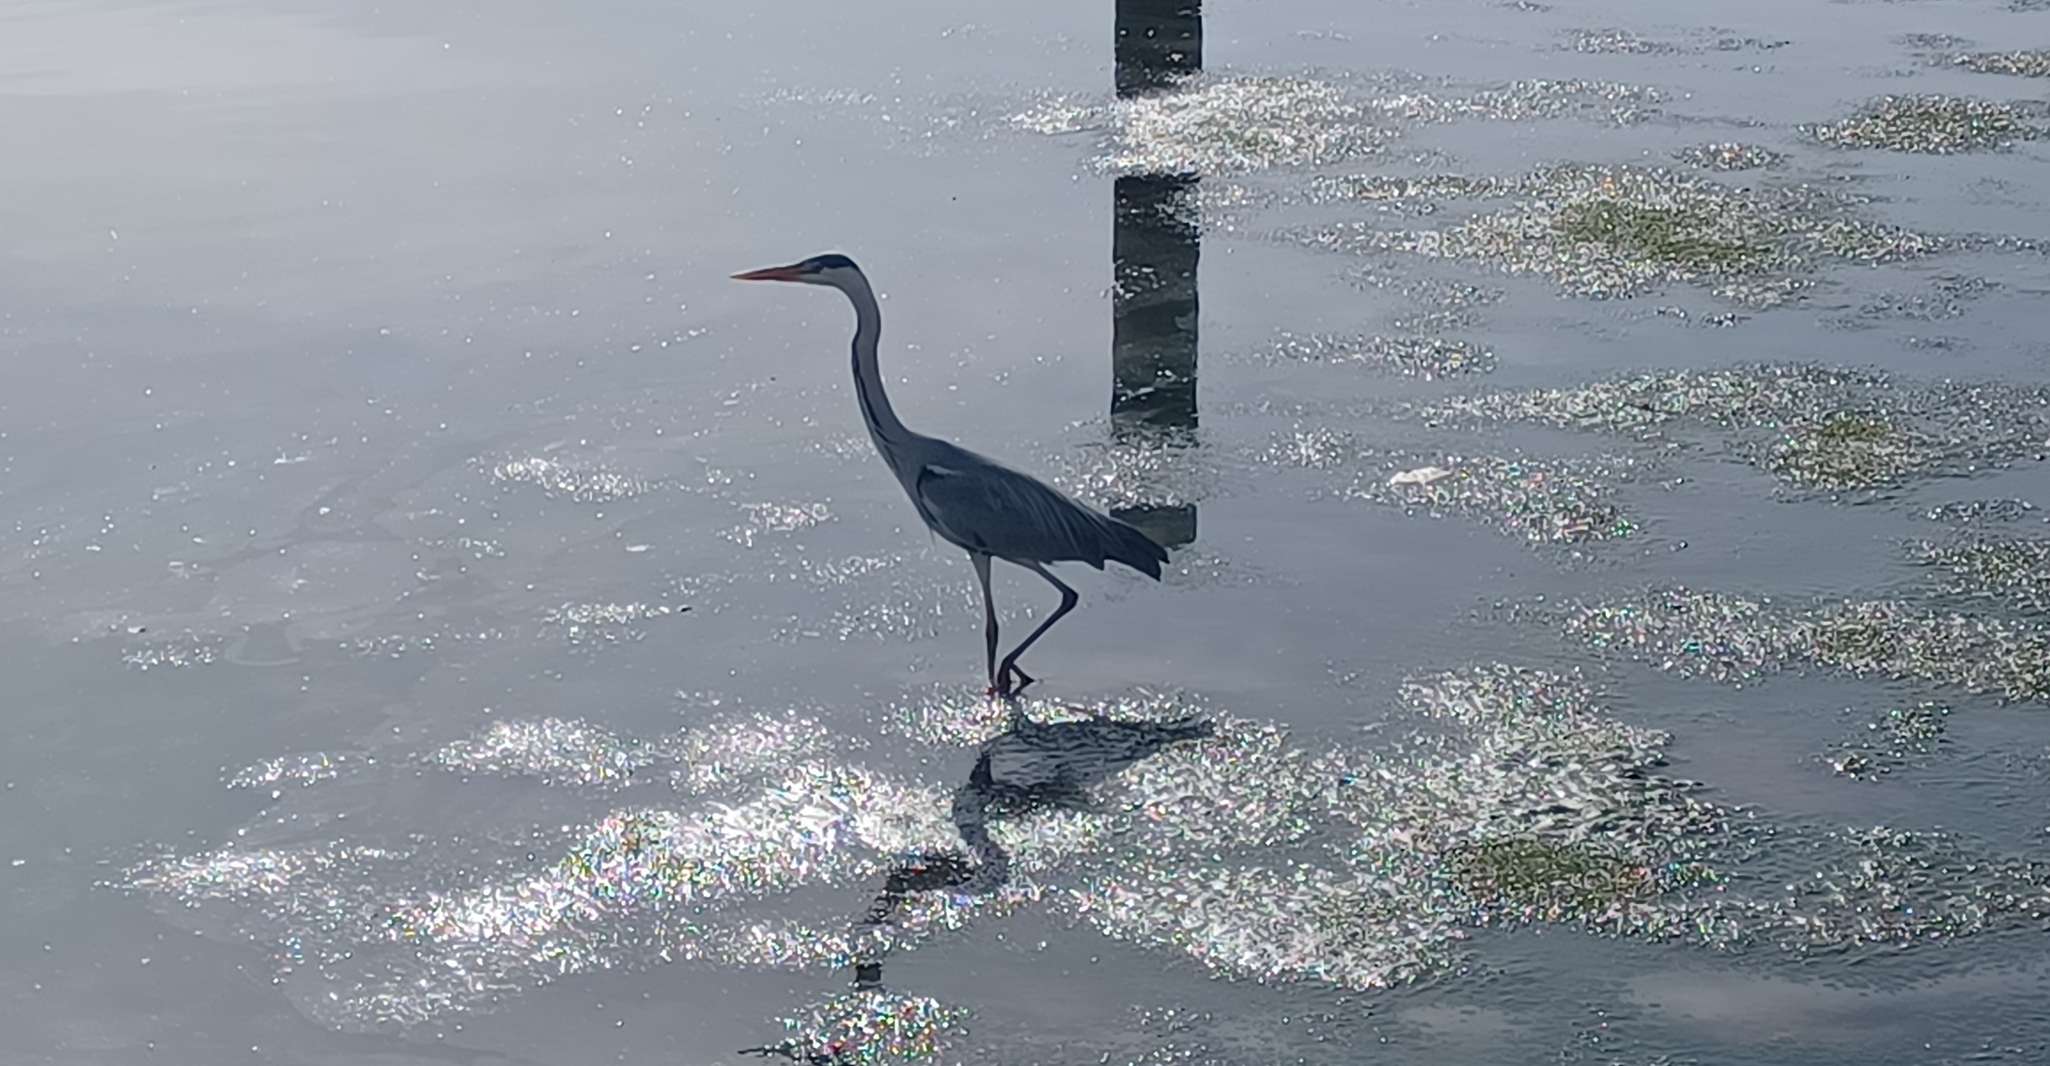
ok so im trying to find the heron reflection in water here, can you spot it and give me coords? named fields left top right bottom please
left=741, top=703, right=1213, bottom=1063
left=850, top=704, right=1214, bottom=988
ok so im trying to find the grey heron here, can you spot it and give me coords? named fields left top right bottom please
left=732, top=253, right=1169, bottom=696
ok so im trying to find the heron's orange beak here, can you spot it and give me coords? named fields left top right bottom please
left=731, top=263, right=807, bottom=282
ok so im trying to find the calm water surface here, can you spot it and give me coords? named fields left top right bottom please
left=7, top=0, right=2050, bottom=1063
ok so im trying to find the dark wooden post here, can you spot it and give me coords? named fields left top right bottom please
left=1109, top=0, right=1201, bottom=549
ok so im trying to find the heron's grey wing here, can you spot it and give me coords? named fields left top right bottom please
left=914, top=461, right=1113, bottom=568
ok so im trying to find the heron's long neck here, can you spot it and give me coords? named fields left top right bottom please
left=840, top=274, right=910, bottom=447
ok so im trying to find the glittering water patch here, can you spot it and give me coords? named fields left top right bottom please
left=120, top=670, right=2050, bottom=1028
left=782, top=573, right=981, bottom=644
left=382, top=769, right=946, bottom=941
left=1563, top=586, right=2050, bottom=700
left=1011, top=75, right=1393, bottom=174
left=1344, top=266, right=1507, bottom=332
left=1565, top=28, right=1678, bottom=55
left=1924, top=498, right=2041, bottom=525
left=1833, top=275, right=1999, bottom=329
left=723, top=501, right=834, bottom=548
left=1344, top=450, right=1643, bottom=546
left=123, top=843, right=416, bottom=938
left=1444, top=838, right=1656, bottom=916
left=1673, top=142, right=1786, bottom=171
left=1370, top=78, right=1661, bottom=126
left=1254, top=332, right=1496, bottom=379
left=740, top=990, right=968, bottom=1065
left=1824, top=702, right=1949, bottom=780
left=120, top=634, right=223, bottom=670
left=1804, top=95, right=2048, bottom=154
left=424, top=534, right=506, bottom=560
left=1348, top=666, right=2050, bottom=957
left=1766, top=410, right=1931, bottom=490
left=1422, top=365, right=2050, bottom=491
left=665, top=711, right=856, bottom=794
left=482, top=455, right=651, bottom=503
left=1011, top=74, right=1659, bottom=176
left=760, top=552, right=986, bottom=644
left=228, top=752, right=357, bottom=791
left=426, top=710, right=852, bottom=795
left=1304, top=164, right=1936, bottom=304
left=1949, top=50, right=2050, bottom=79
left=342, top=626, right=512, bottom=658
left=428, top=717, right=655, bottom=788
left=1310, top=173, right=1523, bottom=210
left=1077, top=664, right=2050, bottom=984
left=1246, top=427, right=1644, bottom=549
left=1249, top=424, right=1363, bottom=472
left=1073, top=859, right=1461, bottom=990
left=1564, top=28, right=1788, bottom=55
left=1912, top=531, right=2050, bottom=613
left=540, top=600, right=684, bottom=645
left=1041, top=432, right=1212, bottom=513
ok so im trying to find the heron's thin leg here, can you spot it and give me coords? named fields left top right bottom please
left=971, top=553, right=1000, bottom=693
left=997, top=561, right=1078, bottom=691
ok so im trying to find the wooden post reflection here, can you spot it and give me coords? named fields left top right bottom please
left=1109, top=0, right=1201, bottom=550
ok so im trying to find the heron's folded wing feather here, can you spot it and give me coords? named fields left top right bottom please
left=915, top=461, right=1113, bottom=567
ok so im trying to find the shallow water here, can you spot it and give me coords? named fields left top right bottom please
left=7, top=0, right=2050, bottom=1063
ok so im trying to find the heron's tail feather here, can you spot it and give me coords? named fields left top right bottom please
left=1099, top=514, right=1170, bottom=579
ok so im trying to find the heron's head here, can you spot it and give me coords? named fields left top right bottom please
left=730, top=253, right=862, bottom=287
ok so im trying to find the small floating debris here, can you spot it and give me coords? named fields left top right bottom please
left=1348, top=451, right=1641, bottom=546
left=1388, top=464, right=1456, bottom=487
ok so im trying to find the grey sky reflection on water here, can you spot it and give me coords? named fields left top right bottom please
left=16, top=0, right=2050, bottom=1061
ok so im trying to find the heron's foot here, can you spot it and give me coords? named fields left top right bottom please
left=1000, top=661, right=1036, bottom=695
left=989, top=667, right=1034, bottom=699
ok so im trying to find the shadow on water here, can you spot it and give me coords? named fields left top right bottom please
left=1108, top=0, right=1202, bottom=551
left=850, top=703, right=1214, bottom=988
left=736, top=703, right=1213, bottom=1063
